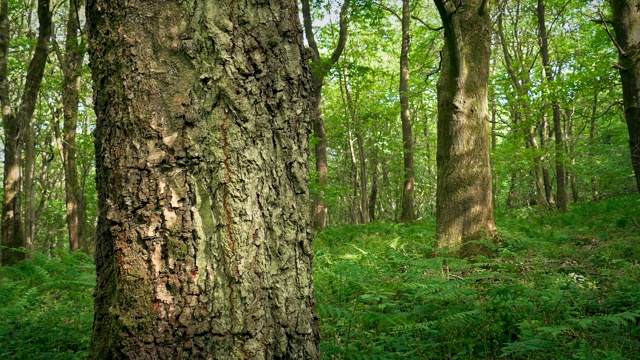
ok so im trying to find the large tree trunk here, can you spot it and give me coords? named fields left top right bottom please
left=537, top=0, right=568, bottom=212
left=433, top=0, right=496, bottom=255
left=610, top=0, right=640, bottom=192
left=0, top=0, right=51, bottom=266
left=301, top=0, right=350, bottom=231
left=87, top=0, right=320, bottom=358
left=399, top=0, right=415, bottom=223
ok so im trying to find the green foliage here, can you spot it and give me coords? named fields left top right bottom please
left=315, top=195, right=640, bottom=359
left=0, top=250, right=94, bottom=359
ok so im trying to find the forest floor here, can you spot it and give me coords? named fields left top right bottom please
left=1, top=195, right=639, bottom=359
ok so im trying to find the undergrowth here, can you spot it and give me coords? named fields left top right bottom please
left=0, top=250, right=94, bottom=359
left=0, top=195, right=638, bottom=359
left=315, top=195, right=640, bottom=359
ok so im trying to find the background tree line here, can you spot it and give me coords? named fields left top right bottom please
left=0, top=0, right=637, bottom=263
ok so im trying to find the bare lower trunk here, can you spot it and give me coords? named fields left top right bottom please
left=399, top=0, right=415, bottom=223
left=57, top=0, right=88, bottom=252
left=87, top=0, right=320, bottom=357
left=24, top=117, right=36, bottom=250
left=369, top=158, right=378, bottom=221
left=433, top=0, right=497, bottom=255
left=301, top=0, right=350, bottom=231
left=311, top=81, right=328, bottom=230
left=538, top=0, right=568, bottom=212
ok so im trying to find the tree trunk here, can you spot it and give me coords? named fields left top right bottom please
left=610, top=0, right=640, bottom=192
left=369, top=157, right=378, bottom=222
left=399, top=0, right=415, bottom=223
left=433, top=0, right=497, bottom=256
left=355, top=123, right=369, bottom=223
left=590, top=93, right=600, bottom=200
left=24, top=117, right=36, bottom=250
left=55, top=0, right=88, bottom=252
left=540, top=115, right=555, bottom=207
left=301, top=0, right=350, bottom=231
left=0, top=0, right=51, bottom=266
left=496, top=13, right=548, bottom=209
left=87, top=0, right=320, bottom=358
left=537, top=0, right=568, bottom=212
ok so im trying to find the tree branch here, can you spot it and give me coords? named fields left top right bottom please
left=597, top=6, right=626, bottom=57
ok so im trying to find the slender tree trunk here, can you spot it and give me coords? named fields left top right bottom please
left=311, top=81, right=329, bottom=230
left=24, top=116, right=36, bottom=250
left=301, top=0, right=350, bottom=231
left=87, top=0, right=320, bottom=357
left=399, top=0, right=415, bottom=223
left=540, top=117, right=555, bottom=207
left=369, top=158, right=378, bottom=222
left=348, top=126, right=360, bottom=224
left=433, top=0, right=497, bottom=256
left=610, top=0, right=640, bottom=192
left=355, top=125, right=369, bottom=223
left=55, top=0, right=88, bottom=252
left=590, top=93, right=600, bottom=199
left=497, top=13, right=548, bottom=209
left=566, top=107, right=579, bottom=203
left=537, top=0, right=568, bottom=212
left=1, top=0, right=51, bottom=265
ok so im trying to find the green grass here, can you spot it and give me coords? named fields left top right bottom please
left=1, top=195, right=639, bottom=359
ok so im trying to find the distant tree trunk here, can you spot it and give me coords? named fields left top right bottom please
left=537, top=0, right=568, bottom=212
left=341, top=65, right=369, bottom=223
left=0, top=0, right=51, bottom=266
left=497, top=13, right=548, bottom=208
left=540, top=114, right=555, bottom=206
left=348, top=126, right=360, bottom=224
left=24, top=117, right=37, bottom=250
left=87, top=0, right=320, bottom=357
left=610, top=0, right=640, bottom=193
left=369, top=157, right=378, bottom=222
left=302, top=0, right=350, bottom=231
left=566, top=107, right=579, bottom=203
left=590, top=93, right=600, bottom=199
left=53, top=0, right=88, bottom=252
left=399, top=0, right=415, bottom=223
left=433, top=0, right=497, bottom=255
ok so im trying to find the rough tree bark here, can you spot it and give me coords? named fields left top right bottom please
left=301, top=0, right=350, bottom=231
left=537, top=0, right=568, bottom=212
left=87, top=0, right=319, bottom=358
left=399, top=0, right=415, bottom=223
left=433, top=0, right=497, bottom=255
left=610, top=0, right=640, bottom=192
left=0, top=0, right=51, bottom=266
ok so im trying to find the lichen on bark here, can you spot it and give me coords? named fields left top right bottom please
left=88, top=0, right=320, bottom=358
